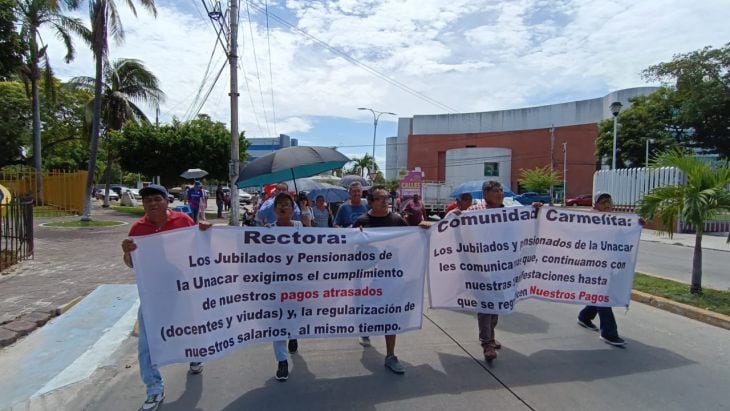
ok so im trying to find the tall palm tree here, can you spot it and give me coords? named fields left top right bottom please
left=69, top=57, right=164, bottom=206
left=81, top=0, right=157, bottom=220
left=16, top=0, right=86, bottom=203
left=637, top=149, right=730, bottom=294
left=350, top=154, right=377, bottom=177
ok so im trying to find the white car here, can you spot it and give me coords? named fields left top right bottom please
left=238, top=190, right=252, bottom=205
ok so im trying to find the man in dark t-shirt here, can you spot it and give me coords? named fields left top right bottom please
left=351, top=185, right=408, bottom=374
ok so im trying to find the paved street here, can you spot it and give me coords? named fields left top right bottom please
left=67, top=297, right=730, bottom=411
left=636, top=241, right=730, bottom=290
left=0, top=204, right=728, bottom=410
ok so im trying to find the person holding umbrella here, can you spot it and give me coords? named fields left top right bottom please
left=184, top=181, right=205, bottom=223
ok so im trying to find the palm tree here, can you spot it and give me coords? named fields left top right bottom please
left=69, top=58, right=164, bottom=206
left=81, top=0, right=157, bottom=220
left=637, top=149, right=730, bottom=294
left=350, top=154, right=377, bottom=177
left=16, top=0, right=86, bottom=203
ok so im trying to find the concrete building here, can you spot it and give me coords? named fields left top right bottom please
left=246, top=134, right=298, bottom=161
left=385, top=87, right=659, bottom=197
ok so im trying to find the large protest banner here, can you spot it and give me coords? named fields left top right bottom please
left=132, top=226, right=427, bottom=366
left=428, top=206, right=641, bottom=314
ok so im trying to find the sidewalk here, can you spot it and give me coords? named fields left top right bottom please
left=640, top=228, right=729, bottom=252
left=0, top=203, right=232, bottom=347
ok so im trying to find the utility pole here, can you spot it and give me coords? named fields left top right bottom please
left=227, top=0, right=240, bottom=226
left=357, top=107, right=396, bottom=180
left=549, top=125, right=555, bottom=205
left=202, top=1, right=240, bottom=226
left=562, top=142, right=567, bottom=206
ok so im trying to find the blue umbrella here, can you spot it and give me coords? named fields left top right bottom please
left=307, top=184, right=349, bottom=203
left=236, top=146, right=350, bottom=192
left=450, top=180, right=486, bottom=199
left=450, top=180, right=515, bottom=200
left=281, top=178, right=349, bottom=203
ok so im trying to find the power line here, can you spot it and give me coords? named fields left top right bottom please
left=244, top=0, right=272, bottom=136
left=264, top=0, right=278, bottom=136
left=244, top=0, right=459, bottom=114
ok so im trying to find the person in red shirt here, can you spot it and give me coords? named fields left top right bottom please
left=121, top=184, right=211, bottom=411
left=401, top=193, right=425, bottom=226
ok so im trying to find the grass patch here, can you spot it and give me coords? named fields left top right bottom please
left=111, top=206, right=145, bottom=216
left=44, top=220, right=125, bottom=228
left=634, top=273, right=730, bottom=316
left=33, top=206, right=75, bottom=218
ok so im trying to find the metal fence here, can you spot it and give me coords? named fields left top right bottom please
left=0, top=198, right=34, bottom=273
left=0, top=167, right=87, bottom=214
left=593, top=167, right=729, bottom=233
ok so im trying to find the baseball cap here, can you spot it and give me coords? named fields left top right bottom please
left=194, top=181, right=202, bottom=187
left=140, top=184, right=169, bottom=199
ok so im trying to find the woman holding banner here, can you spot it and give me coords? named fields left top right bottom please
left=268, top=192, right=303, bottom=381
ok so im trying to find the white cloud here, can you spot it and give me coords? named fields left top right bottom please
left=42, top=0, right=730, bottom=143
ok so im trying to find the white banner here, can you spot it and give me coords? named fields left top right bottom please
left=133, top=226, right=427, bottom=366
left=428, top=206, right=641, bottom=314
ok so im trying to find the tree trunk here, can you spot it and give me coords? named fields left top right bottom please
left=102, top=139, right=112, bottom=208
left=689, top=230, right=703, bottom=295
left=30, top=30, right=42, bottom=204
left=81, top=24, right=106, bottom=221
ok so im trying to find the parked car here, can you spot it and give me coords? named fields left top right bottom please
left=565, top=193, right=593, bottom=207
left=221, top=187, right=253, bottom=205
left=513, top=192, right=552, bottom=205
left=94, top=188, right=119, bottom=201
left=238, top=189, right=253, bottom=205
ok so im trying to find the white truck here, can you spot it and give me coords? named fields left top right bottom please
left=420, top=181, right=454, bottom=217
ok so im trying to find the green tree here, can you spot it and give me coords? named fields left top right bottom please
left=16, top=0, right=85, bottom=202
left=0, top=81, right=31, bottom=166
left=637, top=149, right=730, bottom=294
left=642, top=43, right=730, bottom=158
left=82, top=0, right=157, bottom=220
left=348, top=153, right=377, bottom=177
left=115, top=115, right=244, bottom=187
left=518, top=166, right=561, bottom=193
left=40, top=78, right=91, bottom=170
left=69, top=58, right=163, bottom=206
left=596, top=89, right=682, bottom=167
left=0, top=0, right=22, bottom=80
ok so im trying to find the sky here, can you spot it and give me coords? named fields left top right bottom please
left=44, top=0, right=730, bottom=171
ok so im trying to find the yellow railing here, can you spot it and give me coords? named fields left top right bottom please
left=0, top=168, right=88, bottom=214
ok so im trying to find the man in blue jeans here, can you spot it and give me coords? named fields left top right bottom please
left=576, top=192, right=627, bottom=346
left=122, top=184, right=211, bottom=410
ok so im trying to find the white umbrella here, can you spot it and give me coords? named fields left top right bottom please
left=180, top=168, right=208, bottom=179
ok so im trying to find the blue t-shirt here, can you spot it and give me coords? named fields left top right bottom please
left=186, top=188, right=204, bottom=208
left=333, top=202, right=369, bottom=227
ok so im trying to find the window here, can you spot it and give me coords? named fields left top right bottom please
left=483, top=162, right=499, bottom=177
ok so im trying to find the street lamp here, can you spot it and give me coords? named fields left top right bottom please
left=645, top=138, right=655, bottom=167
left=358, top=107, right=396, bottom=176
left=610, top=101, right=622, bottom=170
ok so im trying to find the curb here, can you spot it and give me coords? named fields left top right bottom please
left=54, top=296, right=84, bottom=317
left=631, top=290, right=730, bottom=330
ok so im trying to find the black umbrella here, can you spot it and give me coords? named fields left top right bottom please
left=236, top=146, right=350, bottom=192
